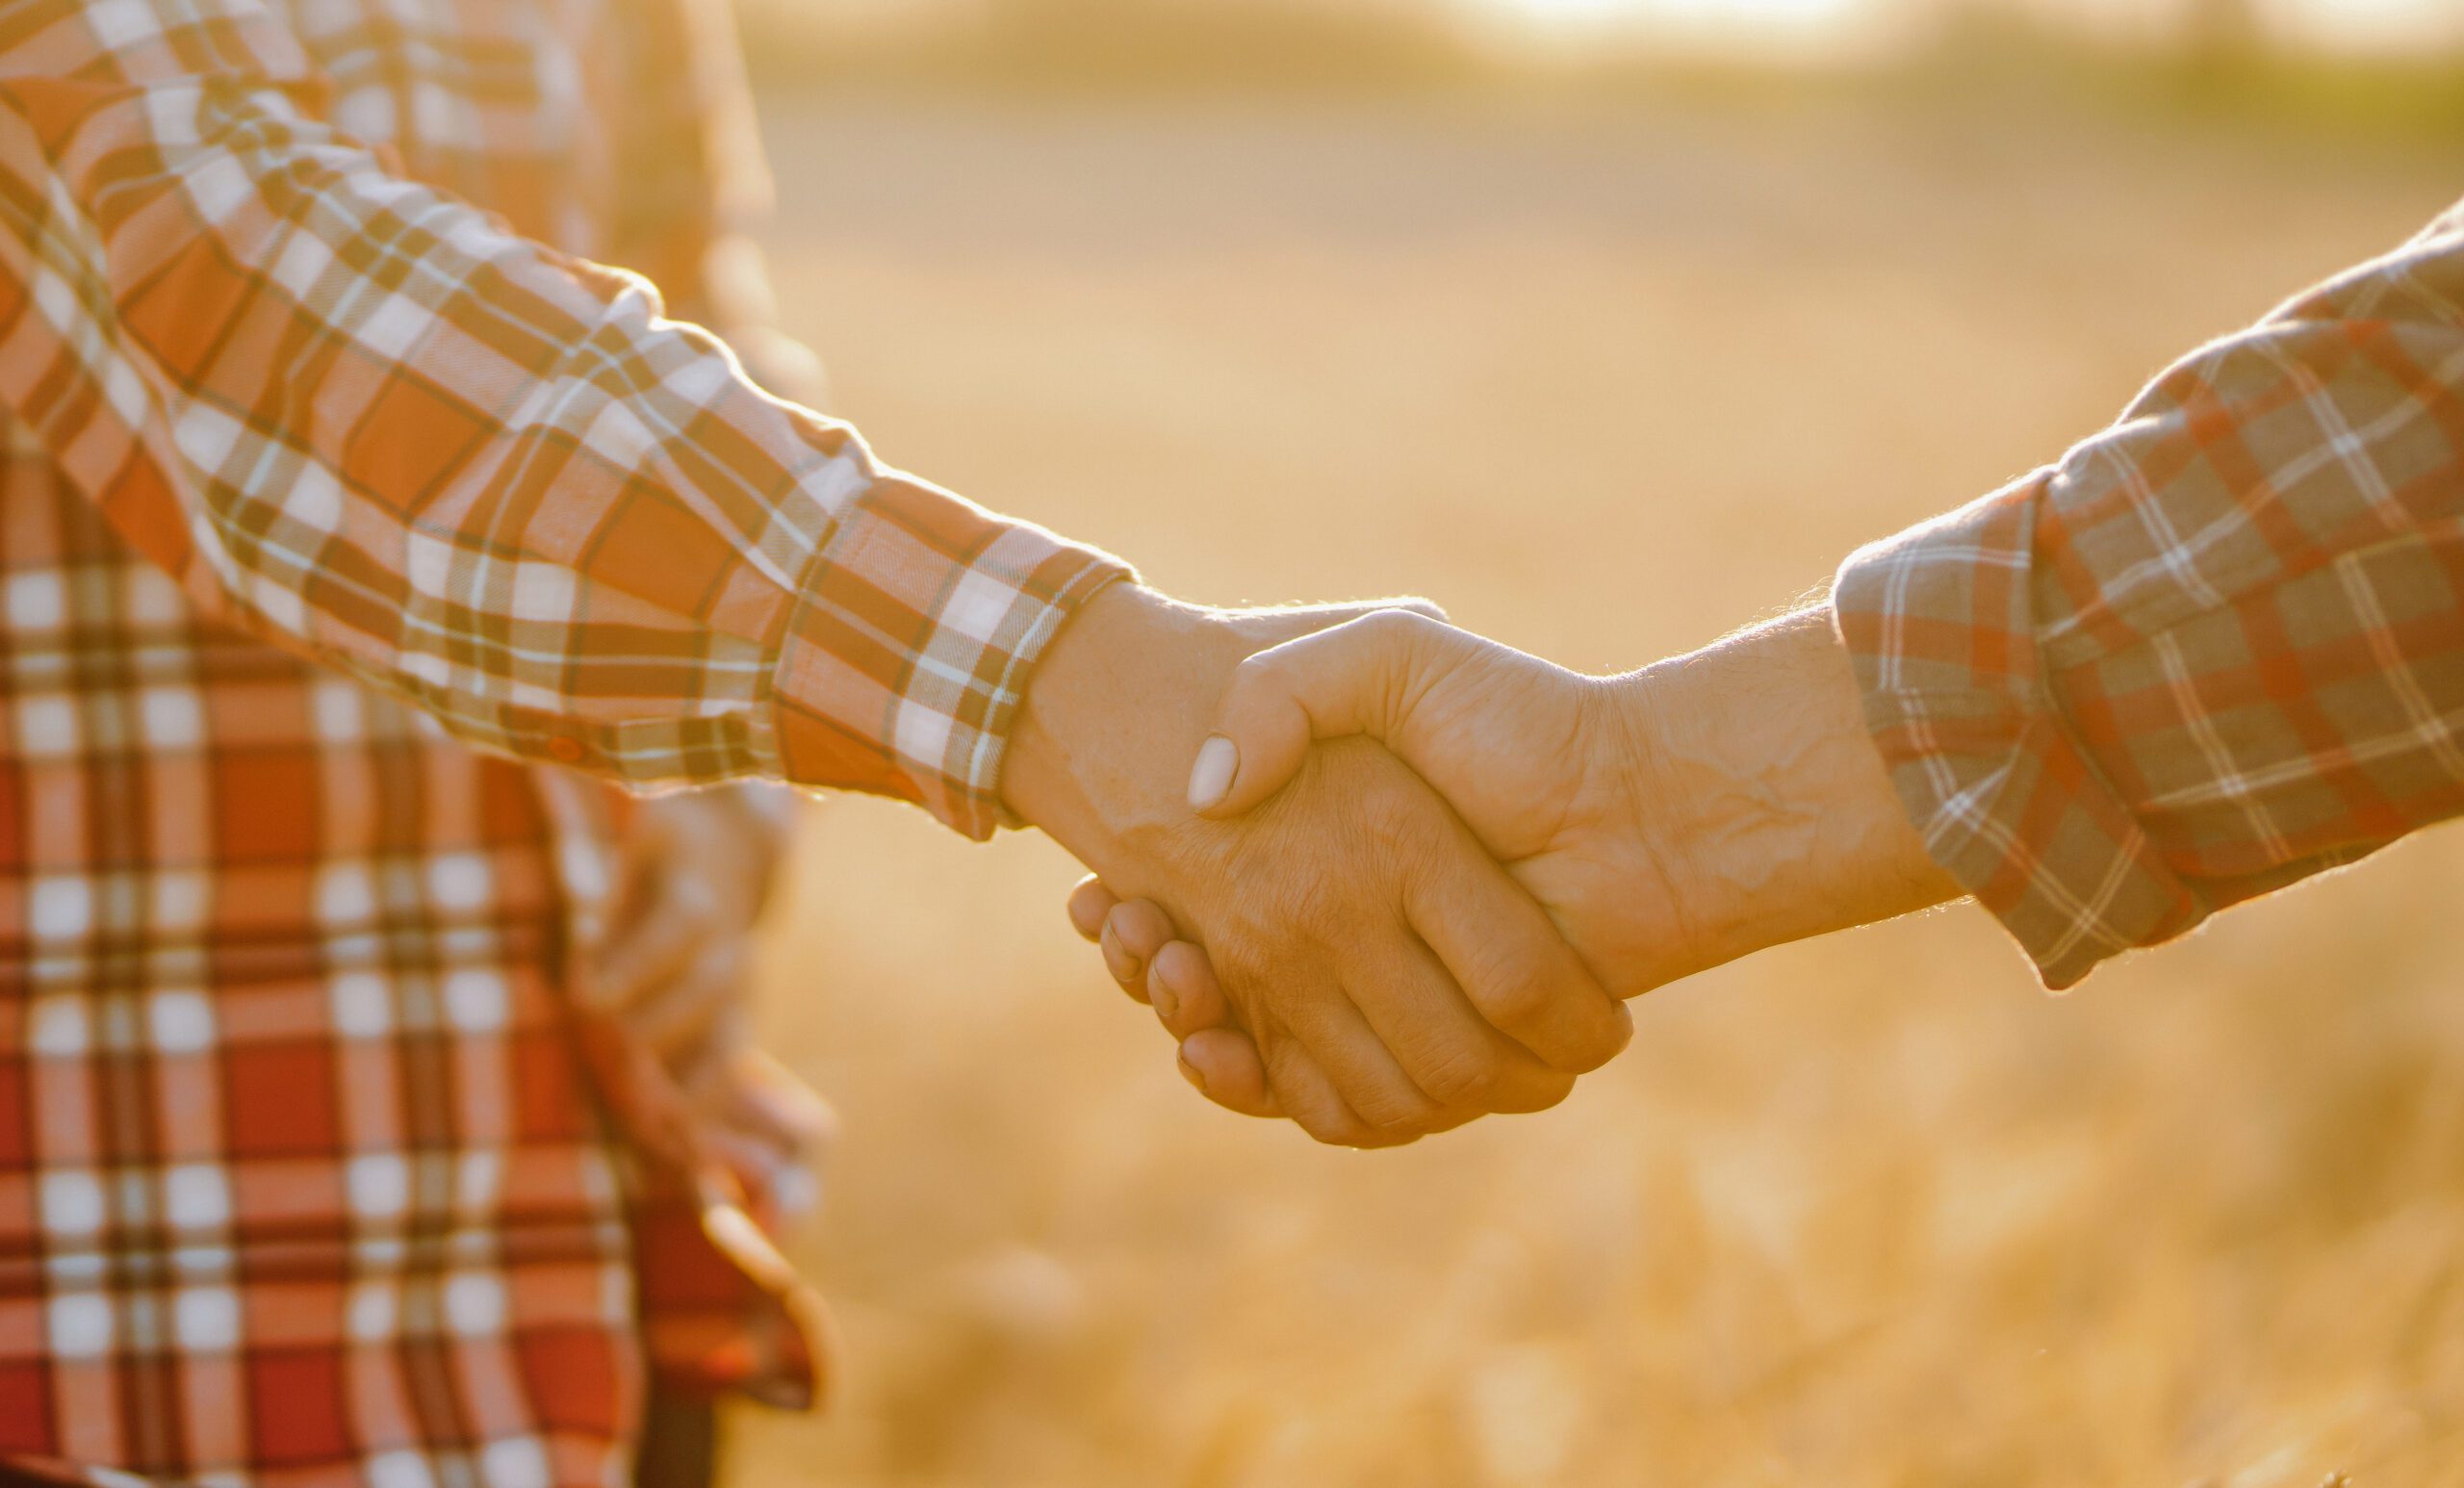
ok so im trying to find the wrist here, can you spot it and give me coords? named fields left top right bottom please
left=999, top=584, right=1244, bottom=882
left=997, top=586, right=1455, bottom=889
left=1617, top=607, right=1959, bottom=970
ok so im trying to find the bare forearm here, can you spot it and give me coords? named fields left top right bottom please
left=1062, top=601, right=1959, bottom=1122
left=1618, top=608, right=1960, bottom=971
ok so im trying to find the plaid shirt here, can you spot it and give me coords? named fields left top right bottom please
left=1836, top=193, right=2464, bottom=990
left=0, top=0, right=1126, bottom=1483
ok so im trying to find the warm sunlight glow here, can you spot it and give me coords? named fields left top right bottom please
left=1497, top=0, right=1856, bottom=21
left=2272, top=0, right=2464, bottom=52
left=1476, top=0, right=1866, bottom=35
left=1454, top=0, right=2464, bottom=56
left=1452, top=0, right=1885, bottom=60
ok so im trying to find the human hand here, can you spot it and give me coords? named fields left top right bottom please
left=592, top=785, right=795, bottom=1084
left=682, top=1042, right=839, bottom=1224
left=1079, top=608, right=1961, bottom=1113
left=1001, top=585, right=1632, bottom=1146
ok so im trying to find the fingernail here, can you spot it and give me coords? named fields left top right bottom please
left=1100, top=923, right=1139, bottom=985
left=1176, top=1050, right=1207, bottom=1092
left=1149, top=970, right=1179, bottom=1024
left=1186, top=735, right=1239, bottom=811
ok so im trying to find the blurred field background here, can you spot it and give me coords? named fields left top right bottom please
left=722, top=2, right=2464, bottom=1482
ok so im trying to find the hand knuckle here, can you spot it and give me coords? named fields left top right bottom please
left=1296, top=1113, right=1356, bottom=1147
left=1350, top=1084, right=1434, bottom=1134
left=1551, top=1007, right=1626, bottom=1072
left=1323, top=779, right=1422, bottom=869
left=1303, top=1108, right=1389, bottom=1149
left=1566, top=1029, right=1622, bottom=1073
left=1274, top=1090, right=1348, bottom=1146
left=1494, top=1068, right=1576, bottom=1115
left=1129, top=902, right=1179, bottom=950
left=1355, top=765, right=1422, bottom=827
left=1248, top=872, right=1338, bottom=940
left=1207, top=942, right=1274, bottom=1003
left=1477, top=960, right=1562, bottom=1032
left=1360, top=608, right=1422, bottom=646
left=1416, top=1041, right=1505, bottom=1108
left=1233, top=651, right=1285, bottom=695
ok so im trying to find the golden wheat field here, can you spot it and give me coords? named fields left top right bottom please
left=725, top=88, right=2464, bottom=1485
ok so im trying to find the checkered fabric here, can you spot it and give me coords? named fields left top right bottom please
left=1835, top=193, right=2464, bottom=989
left=0, top=0, right=1127, bottom=1482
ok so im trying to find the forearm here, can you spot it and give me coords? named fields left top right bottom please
left=1616, top=608, right=1961, bottom=972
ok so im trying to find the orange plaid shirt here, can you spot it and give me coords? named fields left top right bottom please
left=1837, top=193, right=2464, bottom=988
left=0, top=0, right=1125, bottom=1482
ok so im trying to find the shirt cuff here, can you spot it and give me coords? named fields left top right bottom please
left=767, top=468, right=1133, bottom=842
left=1830, top=471, right=2207, bottom=988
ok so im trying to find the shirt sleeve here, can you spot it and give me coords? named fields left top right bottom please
left=1833, top=195, right=2464, bottom=988
left=0, top=0, right=1128, bottom=840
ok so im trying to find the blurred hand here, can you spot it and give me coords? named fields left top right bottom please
left=1001, top=586, right=1631, bottom=1147
left=682, top=1042, right=838, bottom=1223
left=1074, top=608, right=1961, bottom=1117
left=593, top=786, right=794, bottom=1084
left=596, top=787, right=837, bottom=1216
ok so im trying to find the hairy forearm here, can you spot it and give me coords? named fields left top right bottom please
left=1618, top=608, right=1961, bottom=970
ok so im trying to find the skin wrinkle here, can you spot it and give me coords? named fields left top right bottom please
left=1563, top=610, right=1964, bottom=981
left=1630, top=636, right=1822, bottom=966
left=1088, top=604, right=1976, bottom=1134
left=1008, top=589, right=1611, bottom=1142
left=1469, top=652, right=1587, bottom=857
left=1573, top=673, right=1709, bottom=979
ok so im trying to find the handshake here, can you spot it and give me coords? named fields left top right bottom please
left=1001, top=584, right=1960, bottom=1147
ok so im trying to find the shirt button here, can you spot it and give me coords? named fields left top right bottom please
left=545, top=736, right=587, bottom=764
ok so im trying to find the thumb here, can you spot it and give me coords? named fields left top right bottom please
left=1187, top=608, right=1467, bottom=819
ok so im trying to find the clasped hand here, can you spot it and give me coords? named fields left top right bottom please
left=999, top=586, right=1632, bottom=1148
left=1052, top=604, right=1964, bottom=1143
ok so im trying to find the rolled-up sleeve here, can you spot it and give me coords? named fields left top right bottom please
left=1835, top=198, right=2464, bottom=988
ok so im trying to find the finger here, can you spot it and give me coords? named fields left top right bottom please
left=1191, top=610, right=1470, bottom=818
left=624, top=942, right=749, bottom=1059
left=1176, top=1027, right=1280, bottom=1117
left=605, top=810, right=677, bottom=924
left=1256, top=1034, right=1430, bottom=1149
left=1065, top=876, right=1118, bottom=942
left=1147, top=940, right=1230, bottom=1039
left=1098, top=898, right=1175, bottom=1002
left=684, top=1046, right=839, bottom=1159
left=670, top=1006, right=757, bottom=1094
left=1342, top=928, right=1578, bottom=1116
left=1245, top=596, right=1449, bottom=630
left=1264, top=968, right=1448, bottom=1136
left=594, top=874, right=722, bottom=1012
left=1405, top=842, right=1633, bottom=1075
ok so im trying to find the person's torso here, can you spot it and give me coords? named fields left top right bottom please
left=0, top=5, right=668, bottom=1479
